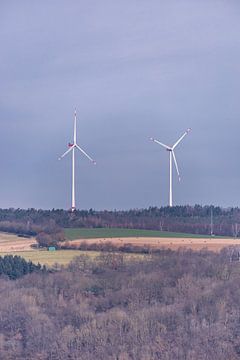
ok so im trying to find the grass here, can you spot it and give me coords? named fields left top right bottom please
left=64, top=227, right=225, bottom=240
left=0, top=250, right=144, bottom=267
left=0, top=250, right=100, bottom=266
left=0, top=229, right=230, bottom=267
left=0, top=232, right=25, bottom=242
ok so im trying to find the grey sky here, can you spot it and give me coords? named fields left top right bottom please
left=1, top=0, right=240, bottom=210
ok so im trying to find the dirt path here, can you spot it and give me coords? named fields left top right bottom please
left=63, top=237, right=240, bottom=252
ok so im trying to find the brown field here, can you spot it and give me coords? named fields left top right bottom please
left=63, top=236, right=240, bottom=252
left=0, top=232, right=37, bottom=252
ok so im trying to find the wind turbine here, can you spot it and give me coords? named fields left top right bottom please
left=58, top=110, right=96, bottom=212
left=150, top=128, right=191, bottom=207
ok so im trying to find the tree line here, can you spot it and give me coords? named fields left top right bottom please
left=0, top=205, right=240, bottom=237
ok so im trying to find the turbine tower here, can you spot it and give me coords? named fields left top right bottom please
left=59, top=110, right=96, bottom=212
left=150, top=128, right=191, bottom=207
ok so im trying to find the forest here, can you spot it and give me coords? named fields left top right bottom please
left=0, top=248, right=240, bottom=359
left=0, top=255, right=43, bottom=279
left=0, top=205, right=240, bottom=238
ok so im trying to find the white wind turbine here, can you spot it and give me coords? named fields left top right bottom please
left=58, top=110, right=96, bottom=212
left=150, top=128, right=191, bottom=207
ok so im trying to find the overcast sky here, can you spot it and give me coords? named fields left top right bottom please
left=1, top=0, right=240, bottom=210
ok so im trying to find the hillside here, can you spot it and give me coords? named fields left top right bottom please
left=0, top=249, right=239, bottom=359
left=0, top=205, right=240, bottom=237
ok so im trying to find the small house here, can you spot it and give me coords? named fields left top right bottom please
left=48, top=246, right=56, bottom=251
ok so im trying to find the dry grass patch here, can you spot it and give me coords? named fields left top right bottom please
left=0, top=232, right=37, bottom=252
left=0, top=250, right=144, bottom=267
left=63, top=236, right=240, bottom=252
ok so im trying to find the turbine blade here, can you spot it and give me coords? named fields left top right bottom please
left=58, top=146, right=74, bottom=160
left=150, top=137, right=170, bottom=150
left=76, top=144, right=96, bottom=164
left=172, top=151, right=181, bottom=181
left=172, top=128, right=191, bottom=149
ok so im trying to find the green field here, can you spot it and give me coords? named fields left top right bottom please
left=64, top=227, right=222, bottom=240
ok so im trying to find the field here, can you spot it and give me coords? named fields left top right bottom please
left=64, top=227, right=222, bottom=240
left=0, top=232, right=37, bottom=251
left=0, top=250, right=102, bottom=266
left=64, top=227, right=240, bottom=252
left=65, top=236, right=240, bottom=252
left=0, top=229, right=240, bottom=267
left=0, top=250, right=145, bottom=267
